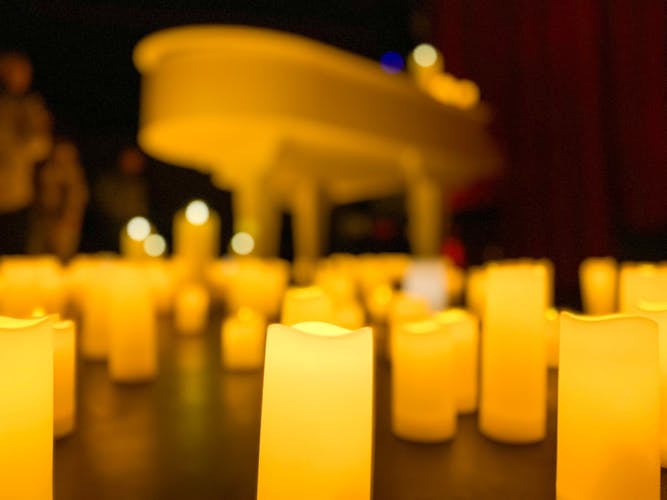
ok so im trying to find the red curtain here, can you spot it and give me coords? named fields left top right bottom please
left=435, top=1, right=667, bottom=296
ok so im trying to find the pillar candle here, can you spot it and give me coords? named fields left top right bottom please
left=108, top=270, right=157, bottom=382
left=579, top=257, right=617, bottom=314
left=53, top=319, right=76, bottom=438
left=545, top=308, right=560, bottom=368
left=257, top=322, right=373, bottom=499
left=388, top=292, right=431, bottom=361
left=465, top=266, right=486, bottom=319
left=392, top=319, right=456, bottom=442
left=557, top=312, right=659, bottom=499
left=619, top=262, right=667, bottom=313
left=638, top=302, right=667, bottom=468
left=332, top=299, right=366, bottom=330
left=433, top=308, right=479, bottom=413
left=221, top=307, right=266, bottom=371
left=80, top=277, right=110, bottom=360
left=0, top=315, right=54, bottom=499
left=173, top=200, right=220, bottom=275
left=174, top=282, right=210, bottom=335
left=119, top=216, right=152, bottom=258
left=479, top=262, right=547, bottom=443
left=280, top=286, right=333, bottom=325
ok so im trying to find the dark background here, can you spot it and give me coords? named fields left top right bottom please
left=1, top=0, right=665, bottom=306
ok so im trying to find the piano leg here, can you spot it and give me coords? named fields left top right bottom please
left=291, top=178, right=329, bottom=283
left=232, top=177, right=281, bottom=257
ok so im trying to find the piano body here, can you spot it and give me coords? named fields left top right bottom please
left=134, top=26, right=500, bottom=261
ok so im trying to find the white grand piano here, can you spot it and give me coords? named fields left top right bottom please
left=133, top=25, right=500, bottom=261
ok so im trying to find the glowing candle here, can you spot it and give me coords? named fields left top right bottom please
left=557, top=312, right=659, bottom=499
left=257, top=322, right=373, bottom=499
left=221, top=308, right=266, bottom=371
left=387, top=292, right=431, bottom=360
left=545, top=308, right=560, bottom=368
left=120, top=216, right=152, bottom=258
left=579, top=257, right=617, bottom=314
left=108, top=270, right=157, bottom=382
left=619, top=263, right=667, bottom=313
left=392, top=319, right=456, bottom=442
left=433, top=308, right=479, bottom=413
left=479, top=262, right=547, bottom=443
left=80, top=279, right=110, bottom=360
left=173, top=199, right=220, bottom=276
left=174, top=282, right=210, bottom=335
left=638, top=302, right=667, bottom=467
left=53, top=319, right=76, bottom=438
left=280, top=286, right=333, bottom=325
left=465, top=266, right=486, bottom=319
left=0, top=315, right=54, bottom=499
left=332, top=299, right=365, bottom=330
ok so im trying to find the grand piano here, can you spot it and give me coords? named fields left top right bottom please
left=133, top=25, right=500, bottom=262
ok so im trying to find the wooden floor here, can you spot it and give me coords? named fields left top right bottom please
left=54, top=312, right=666, bottom=499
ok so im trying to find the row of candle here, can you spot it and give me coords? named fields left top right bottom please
left=3, top=254, right=667, bottom=499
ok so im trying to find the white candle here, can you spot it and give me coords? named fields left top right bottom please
left=479, top=262, right=547, bottom=443
left=257, top=322, right=373, bottom=499
left=579, top=257, right=617, bottom=314
left=0, top=315, right=54, bottom=499
left=173, top=199, right=220, bottom=276
left=557, top=312, right=660, bottom=499
left=392, top=319, right=456, bottom=442
left=174, top=282, right=210, bottom=335
left=108, top=268, right=157, bottom=382
left=433, top=308, right=479, bottom=413
left=53, top=319, right=76, bottom=438
left=221, top=308, right=266, bottom=371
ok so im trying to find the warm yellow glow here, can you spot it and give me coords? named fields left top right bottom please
left=392, top=318, right=455, bottom=442
left=143, top=233, right=167, bottom=257
left=557, top=312, right=660, bottom=498
left=53, top=319, right=76, bottom=438
left=126, top=216, right=151, bottom=241
left=479, top=262, right=547, bottom=443
left=32, top=306, right=47, bottom=318
left=280, top=286, right=333, bottom=325
left=221, top=307, right=266, bottom=371
left=579, top=257, right=617, bottom=314
left=544, top=307, right=560, bottom=368
left=257, top=322, right=373, bottom=499
left=637, top=302, right=667, bottom=467
left=0, top=314, right=54, bottom=499
left=433, top=308, right=479, bottom=413
left=412, top=43, right=438, bottom=68
left=230, top=231, right=255, bottom=255
left=174, top=282, right=210, bottom=335
left=185, top=199, right=210, bottom=226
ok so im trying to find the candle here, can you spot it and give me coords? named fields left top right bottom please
left=638, top=302, right=667, bottom=467
left=174, top=282, right=210, bottom=335
left=53, top=319, right=76, bottom=438
left=479, top=262, right=547, bottom=443
left=80, top=275, right=111, bottom=360
left=365, top=282, right=394, bottom=324
left=107, top=269, right=157, bottom=382
left=544, top=308, right=560, bottom=368
left=0, top=315, right=54, bottom=499
left=392, top=319, right=456, bottom=442
left=221, top=307, right=266, bottom=371
left=619, top=262, right=667, bottom=313
left=332, top=299, right=366, bottom=330
left=465, top=266, right=486, bottom=319
left=119, top=216, right=152, bottom=258
left=257, top=322, right=373, bottom=499
left=387, top=292, right=431, bottom=360
left=433, top=308, right=479, bottom=413
left=557, top=312, right=659, bottom=499
left=173, top=199, right=220, bottom=276
left=280, top=286, right=333, bottom=325
left=223, top=258, right=289, bottom=318
left=579, top=257, right=617, bottom=314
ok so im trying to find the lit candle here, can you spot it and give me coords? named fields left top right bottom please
left=433, top=308, right=479, bottom=413
left=638, top=302, right=667, bottom=467
left=0, top=315, right=54, bottom=499
left=392, top=319, right=456, bottom=442
left=579, top=257, right=617, bottom=314
left=174, top=282, right=210, bottom=335
left=280, top=286, right=333, bottom=325
left=332, top=299, right=366, bottom=330
left=80, top=276, right=111, bottom=360
left=221, top=307, right=266, bottom=371
left=557, top=312, right=659, bottom=499
left=257, top=322, right=373, bottom=499
left=119, top=216, right=152, bottom=258
left=365, top=282, right=394, bottom=324
left=173, top=199, right=220, bottom=276
left=107, top=269, right=157, bottom=382
left=545, top=308, right=560, bottom=368
left=479, top=262, right=547, bottom=443
left=619, top=262, right=667, bottom=313
left=387, top=292, right=431, bottom=360
left=53, top=319, right=76, bottom=438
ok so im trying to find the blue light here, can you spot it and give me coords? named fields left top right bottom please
left=380, top=51, right=404, bottom=74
